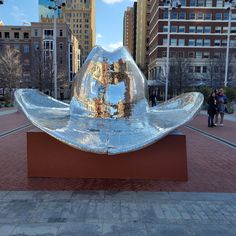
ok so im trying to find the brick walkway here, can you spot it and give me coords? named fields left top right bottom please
left=0, top=111, right=236, bottom=192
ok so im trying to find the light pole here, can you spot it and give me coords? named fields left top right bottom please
left=162, top=0, right=181, bottom=101
left=48, top=0, right=65, bottom=99
left=224, top=0, right=236, bottom=87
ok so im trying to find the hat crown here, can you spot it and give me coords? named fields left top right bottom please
left=71, top=46, right=148, bottom=118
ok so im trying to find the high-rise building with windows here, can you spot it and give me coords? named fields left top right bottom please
left=39, top=0, right=96, bottom=65
left=136, top=0, right=151, bottom=76
left=148, top=0, right=236, bottom=90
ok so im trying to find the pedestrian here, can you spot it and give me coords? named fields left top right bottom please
left=207, top=91, right=217, bottom=127
left=215, top=88, right=228, bottom=127
left=149, top=90, right=157, bottom=107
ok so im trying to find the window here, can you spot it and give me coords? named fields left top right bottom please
left=204, top=39, right=210, bottom=46
left=24, top=59, right=30, bottom=65
left=206, top=0, right=212, bottom=7
left=180, top=0, right=186, bottom=6
left=23, top=45, right=29, bottom=53
left=188, top=66, right=194, bottom=73
left=171, top=38, right=177, bottom=46
left=215, top=26, right=221, bottom=33
left=197, top=26, right=203, bottom=33
left=24, top=32, right=29, bottom=39
left=222, top=27, right=228, bottom=33
left=215, top=13, right=222, bottom=20
left=14, top=44, right=20, bottom=50
left=34, top=29, right=38, bottom=37
left=195, top=66, right=201, bottom=73
left=59, top=43, right=63, bottom=50
left=171, top=25, right=177, bottom=32
left=179, top=26, right=185, bottom=33
left=34, top=43, right=39, bottom=50
left=197, top=12, right=203, bottom=20
left=190, top=0, right=195, bottom=6
left=178, top=39, right=185, bottom=46
left=189, top=39, right=195, bottom=46
left=203, top=52, right=210, bottom=58
left=205, top=26, right=211, bottom=33
left=232, top=13, right=236, bottom=20
left=163, top=25, right=168, bottom=32
left=216, top=0, right=223, bottom=7
left=231, top=27, right=236, bottom=33
left=196, top=51, right=202, bottom=58
left=4, top=32, right=9, bottom=38
left=163, top=10, right=168, bottom=19
left=196, top=39, right=203, bottom=46
left=222, top=39, right=227, bottom=46
left=14, top=32, right=19, bottom=39
left=202, top=66, right=207, bottom=73
left=171, top=12, right=178, bottom=19
left=162, top=51, right=167, bottom=57
left=205, top=13, right=212, bottom=20
left=163, top=38, right=167, bottom=45
left=224, top=13, right=229, bottom=20
left=170, top=51, right=176, bottom=58
left=189, top=26, right=195, bottom=33
left=214, top=52, right=220, bottom=58
left=230, top=40, right=236, bottom=47
left=59, top=29, right=63, bottom=37
left=179, top=12, right=186, bottom=19
left=188, top=51, right=195, bottom=58
left=44, top=29, right=53, bottom=37
left=214, top=39, right=221, bottom=46
left=197, top=0, right=204, bottom=6
left=0, top=32, right=1, bottom=38
left=189, top=12, right=195, bottom=20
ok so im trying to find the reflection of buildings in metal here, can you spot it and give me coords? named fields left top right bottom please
left=15, top=46, right=204, bottom=155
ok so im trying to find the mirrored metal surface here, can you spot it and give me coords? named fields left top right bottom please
left=15, top=46, right=204, bottom=155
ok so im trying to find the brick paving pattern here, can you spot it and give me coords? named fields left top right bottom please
left=0, top=111, right=236, bottom=192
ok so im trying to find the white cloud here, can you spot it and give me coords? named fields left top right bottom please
left=102, top=0, right=126, bottom=4
left=104, top=41, right=123, bottom=51
left=96, top=33, right=103, bottom=40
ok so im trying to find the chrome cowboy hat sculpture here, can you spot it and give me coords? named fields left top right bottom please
left=15, top=46, right=203, bottom=155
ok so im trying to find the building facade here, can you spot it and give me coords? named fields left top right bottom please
left=123, top=7, right=134, bottom=55
left=136, top=0, right=151, bottom=76
left=39, top=0, right=96, bottom=65
left=0, top=22, right=79, bottom=97
left=148, top=0, right=236, bottom=91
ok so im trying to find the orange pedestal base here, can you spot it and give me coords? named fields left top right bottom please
left=27, top=130, right=188, bottom=181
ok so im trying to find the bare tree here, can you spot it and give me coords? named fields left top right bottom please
left=0, top=46, right=22, bottom=95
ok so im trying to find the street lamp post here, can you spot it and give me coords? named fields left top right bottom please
left=162, top=0, right=181, bottom=101
left=48, top=0, right=65, bottom=99
left=224, top=0, right=236, bottom=87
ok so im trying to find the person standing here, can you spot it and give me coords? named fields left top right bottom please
left=207, top=91, right=217, bottom=127
left=215, top=88, right=228, bottom=127
left=149, top=90, right=157, bottom=107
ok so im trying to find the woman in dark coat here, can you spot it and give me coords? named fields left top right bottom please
left=207, top=91, right=217, bottom=127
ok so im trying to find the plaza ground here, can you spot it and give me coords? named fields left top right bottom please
left=0, top=108, right=236, bottom=235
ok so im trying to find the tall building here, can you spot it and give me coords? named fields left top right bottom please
left=63, top=0, right=95, bottom=64
left=39, top=0, right=96, bottom=65
left=123, top=7, right=134, bottom=55
left=136, top=0, right=150, bottom=76
left=0, top=22, right=79, bottom=97
left=123, top=2, right=137, bottom=60
left=148, top=0, right=236, bottom=90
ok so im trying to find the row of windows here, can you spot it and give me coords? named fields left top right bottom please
left=162, top=25, right=236, bottom=33
left=163, top=0, right=230, bottom=7
left=73, top=24, right=89, bottom=28
left=161, top=50, right=235, bottom=59
left=162, top=38, right=236, bottom=47
left=163, top=11, right=236, bottom=21
left=0, top=31, right=29, bottom=39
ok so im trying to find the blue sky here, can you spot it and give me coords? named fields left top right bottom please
left=0, top=0, right=135, bottom=50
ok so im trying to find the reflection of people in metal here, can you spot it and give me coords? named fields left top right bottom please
left=149, top=91, right=157, bottom=107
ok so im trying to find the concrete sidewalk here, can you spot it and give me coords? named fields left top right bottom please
left=0, top=191, right=236, bottom=235
left=200, top=110, right=236, bottom=122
